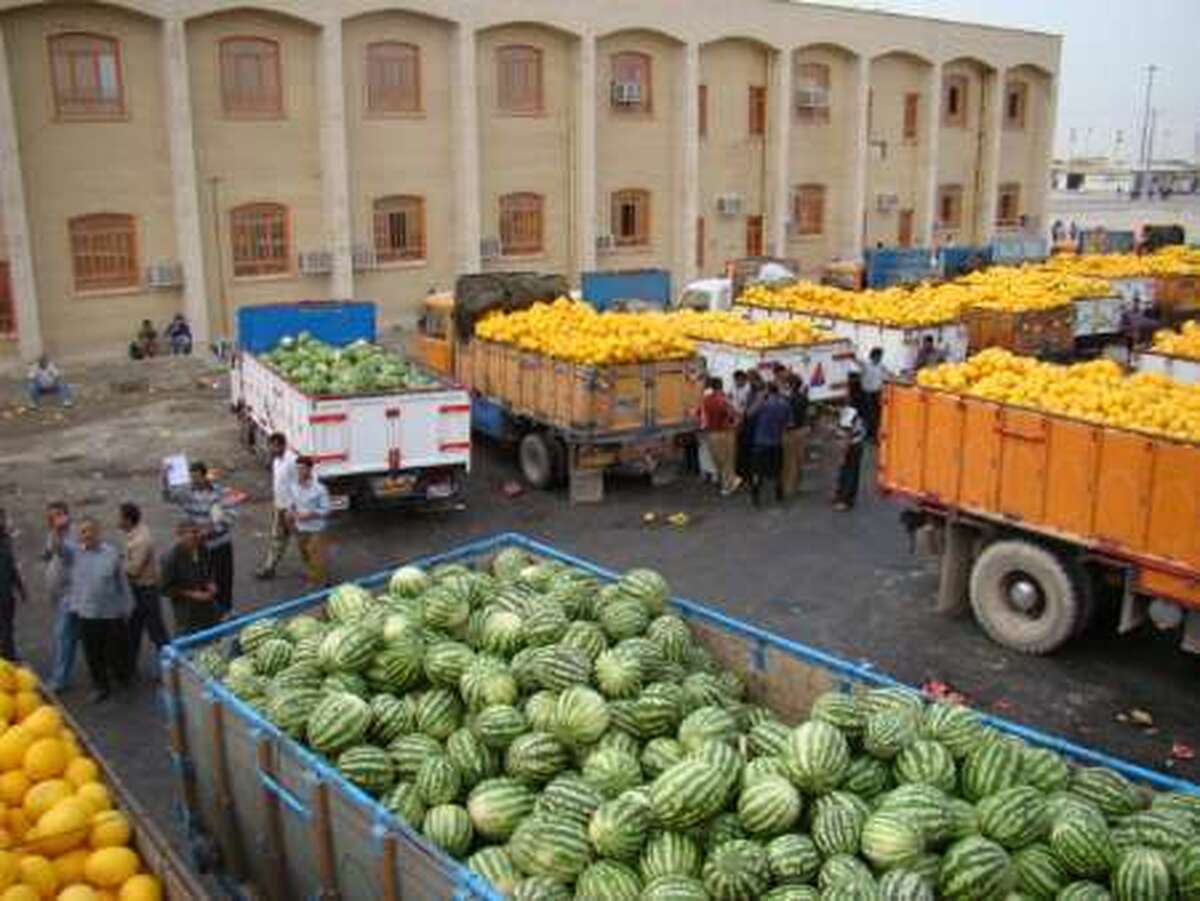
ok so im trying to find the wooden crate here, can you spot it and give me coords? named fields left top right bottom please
left=650, top=358, right=702, bottom=429
left=965, top=306, right=1074, bottom=356
left=516, top=353, right=544, bottom=416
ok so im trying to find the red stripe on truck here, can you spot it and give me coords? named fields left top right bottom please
left=309, top=452, right=348, bottom=463
left=439, top=404, right=470, bottom=414
left=309, top=413, right=347, bottom=425
left=440, top=441, right=471, bottom=452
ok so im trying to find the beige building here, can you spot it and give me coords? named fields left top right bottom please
left=0, top=0, right=1059, bottom=362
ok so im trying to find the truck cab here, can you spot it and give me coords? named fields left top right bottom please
left=410, top=292, right=458, bottom=379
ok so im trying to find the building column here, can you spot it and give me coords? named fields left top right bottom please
left=453, top=24, right=481, bottom=273
left=1029, top=75, right=1057, bottom=241
left=677, top=42, right=700, bottom=288
left=846, top=55, right=870, bottom=259
left=768, top=47, right=792, bottom=258
left=919, top=61, right=942, bottom=248
left=576, top=31, right=597, bottom=276
left=0, top=28, right=41, bottom=360
left=319, top=20, right=353, bottom=298
left=975, top=66, right=1006, bottom=245
left=162, top=19, right=210, bottom=346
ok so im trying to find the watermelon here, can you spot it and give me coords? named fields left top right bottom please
left=736, top=775, right=802, bottom=838
left=765, top=833, right=820, bottom=885
left=649, top=758, right=729, bottom=830
left=640, top=830, right=702, bottom=880
left=336, top=744, right=395, bottom=796
left=705, top=812, right=748, bottom=851
left=422, top=585, right=470, bottom=632
left=414, top=754, right=462, bottom=805
left=266, top=686, right=322, bottom=738
left=388, top=733, right=442, bottom=778
left=459, top=665, right=518, bottom=712
left=510, top=876, right=571, bottom=900
left=1057, top=881, right=1115, bottom=900
left=479, top=610, right=525, bottom=657
left=307, top=692, right=371, bottom=755
left=938, top=835, right=1012, bottom=900
left=641, top=737, right=685, bottom=778
left=599, top=598, right=651, bottom=641
left=1174, top=842, right=1200, bottom=900
left=322, top=670, right=368, bottom=699
left=553, top=686, right=610, bottom=746
left=632, top=685, right=683, bottom=739
left=646, top=615, right=692, bottom=663
left=921, top=703, right=988, bottom=759
left=876, top=869, right=935, bottom=900
left=1112, top=811, right=1193, bottom=854
left=472, top=704, right=528, bottom=749
left=582, top=748, right=643, bottom=799
left=1112, top=847, right=1173, bottom=901
left=594, top=649, right=644, bottom=700
left=810, top=691, right=865, bottom=736
left=1070, top=768, right=1142, bottom=820
left=467, top=846, right=521, bottom=895
left=589, top=793, right=651, bottom=861
left=818, top=853, right=875, bottom=892
left=382, top=781, right=425, bottom=824
left=860, top=809, right=926, bottom=871
left=423, top=640, right=475, bottom=688
left=893, top=739, right=957, bottom=793
left=741, top=756, right=786, bottom=789
left=960, top=738, right=1026, bottom=802
left=1012, top=842, right=1070, bottom=898
left=865, top=709, right=919, bottom=760
left=505, top=731, right=570, bottom=784
left=366, top=642, right=424, bottom=694
left=783, top=721, right=851, bottom=794
left=283, top=614, right=324, bottom=642
left=327, top=583, right=374, bottom=622
left=574, top=859, right=642, bottom=901
left=617, top=568, right=670, bottom=615
left=253, top=638, right=293, bottom=676
left=535, top=774, right=604, bottom=827
left=1023, top=747, right=1071, bottom=794
left=747, top=719, right=791, bottom=758
left=508, top=814, right=593, bottom=881
left=238, top=618, right=280, bottom=655
left=559, top=620, right=608, bottom=660
left=978, top=785, right=1050, bottom=850
left=1050, top=807, right=1117, bottom=880
left=491, top=547, right=529, bottom=581
left=414, top=687, right=463, bottom=739
left=524, top=691, right=560, bottom=732
left=841, top=755, right=894, bottom=799
left=763, top=887, right=820, bottom=901
left=702, top=838, right=770, bottom=900
left=466, top=777, right=535, bottom=841
left=533, top=645, right=593, bottom=691
left=388, top=565, right=430, bottom=598
left=422, top=803, right=472, bottom=857
left=322, top=624, right=381, bottom=673
left=522, top=604, right=569, bottom=648
left=1151, top=791, right=1200, bottom=831
left=812, top=801, right=866, bottom=858
left=640, top=875, right=708, bottom=901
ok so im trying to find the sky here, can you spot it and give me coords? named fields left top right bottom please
left=816, top=0, right=1200, bottom=162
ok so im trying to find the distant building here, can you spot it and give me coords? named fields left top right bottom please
left=1051, top=157, right=1199, bottom=195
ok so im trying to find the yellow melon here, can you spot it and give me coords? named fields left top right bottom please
left=0, top=884, right=39, bottom=901
left=0, top=698, right=15, bottom=727
left=72, top=787, right=109, bottom=818
left=19, top=711, right=60, bottom=743
left=82, top=849, right=138, bottom=889
left=22, top=782, right=72, bottom=822
left=0, top=728, right=34, bottom=773
left=86, top=814, right=129, bottom=852
left=5, top=811, right=29, bottom=842
left=60, top=762, right=96, bottom=794
left=49, top=851, right=87, bottom=888
left=17, top=855, right=57, bottom=899
left=13, top=695, right=40, bottom=724
left=0, top=773, right=28, bottom=807
left=13, top=671, right=37, bottom=694
left=23, top=741, right=67, bottom=783
left=0, top=664, right=16, bottom=694
left=0, top=852, right=15, bottom=890
left=54, top=887, right=97, bottom=901
left=32, top=800, right=89, bottom=856
left=115, top=877, right=159, bottom=901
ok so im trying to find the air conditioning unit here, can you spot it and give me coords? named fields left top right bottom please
left=794, top=87, right=829, bottom=110
left=145, top=261, right=183, bottom=289
left=480, top=237, right=502, bottom=261
left=611, top=82, right=643, bottom=106
left=596, top=234, right=615, bottom=252
left=298, top=251, right=333, bottom=275
left=716, top=194, right=743, bottom=217
left=876, top=193, right=899, bottom=213
left=352, top=244, right=378, bottom=272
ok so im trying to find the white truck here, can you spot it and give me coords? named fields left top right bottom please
left=230, top=302, right=471, bottom=509
left=694, top=338, right=856, bottom=402
left=1132, top=349, right=1200, bottom=384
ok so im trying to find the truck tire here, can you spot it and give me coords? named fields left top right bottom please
left=969, top=539, right=1082, bottom=655
left=519, top=432, right=555, bottom=490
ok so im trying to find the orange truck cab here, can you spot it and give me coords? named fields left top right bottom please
left=409, top=292, right=457, bottom=379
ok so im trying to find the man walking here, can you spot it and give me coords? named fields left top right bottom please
left=119, top=503, right=167, bottom=675
left=161, top=522, right=220, bottom=636
left=833, top=406, right=868, bottom=512
left=856, top=347, right=891, bottom=441
left=699, top=377, right=740, bottom=495
left=63, top=517, right=133, bottom=703
left=164, top=461, right=235, bottom=615
left=0, top=509, right=26, bottom=661
left=290, top=457, right=332, bottom=588
left=43, top=501, right=78, bottom=692
left=748, top=383, right=792, bottom=507
left=257, top=433, right=297, bottom=580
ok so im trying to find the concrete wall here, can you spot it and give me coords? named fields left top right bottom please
left=0, top=0, right=1060, bottom=361
left=936, top=58, right=990, bottom=245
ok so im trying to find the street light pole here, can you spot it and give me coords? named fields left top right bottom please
left=1136, top=64, right=1158, bottom=196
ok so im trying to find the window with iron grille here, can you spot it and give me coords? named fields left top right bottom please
left=997, top=183, right=1021, bottom=226
left=611, top=51, right=652, bottom=113
left=792, top=185, right=825, bottom=236
left=1004, top=80, right=1027, bottom=129
left=903, top=92, right=919, bottom=140
left=230, top=203, right=289, bottom=276
left=220, top=37, right=282, bottom=117
left=749, top=85, right=767, bottom=136
left=499, top=193, right=544, bottom=255
left=374, top=196, right=425, bottom=262
left=366, top=42, right=420, bottom=114
left=497, top=45, right=543, bottom=114
left=746, top=215, right=764, bottom=257
left=612, top=189, right=650, bottom=247
left=69, top=213, right=138, bottom=292
left=937, top=184, right=963, bottom=229
left=794, top=61, right=830, bottom=124
left=943, top=74, right=968, bottom=127
left=49, top=33, right=124, bottom=120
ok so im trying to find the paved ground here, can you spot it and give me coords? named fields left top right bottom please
left=0, top=354, right=1197, bottom=894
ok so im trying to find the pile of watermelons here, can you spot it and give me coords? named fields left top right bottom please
left=193, top=549, right=1200, bottom=900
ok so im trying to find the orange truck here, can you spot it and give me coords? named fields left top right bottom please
left=879, top=382, right=1200, bottom=655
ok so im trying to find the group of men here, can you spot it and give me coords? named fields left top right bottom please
left=0, top=432, right=331, bottom=703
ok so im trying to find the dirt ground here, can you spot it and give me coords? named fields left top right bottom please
left=0, top=352, right=1197, bottom=894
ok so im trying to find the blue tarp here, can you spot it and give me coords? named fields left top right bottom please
left=864, top=248, right=936, bottom=288
left=236, top=301, right=375, bottom=353
left=940, top=245, right=994, bottom=278
left=582, top=268, right=672, bottom=310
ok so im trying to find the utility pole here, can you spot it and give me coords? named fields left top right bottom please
left=1136, top=64, right=1158, bottom=196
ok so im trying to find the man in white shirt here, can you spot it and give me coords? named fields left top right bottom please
left=290, top=456, right=331, bottom=588
left=26, top=355, right=73, bottom=408
left=856, top=347, right=892, bottom=441
left=256, top=432, right=298, bottom=580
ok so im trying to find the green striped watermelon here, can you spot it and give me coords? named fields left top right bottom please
left=559, top=620, right=608, bottom=661
left=741, top=756, right=786, bottom=789
left=810, top=691, right=865, bottom=737
left=466, top=846, right=521, bottom=894
left=387, top=733, right=442, bottom=778
left=505, top=731, right=570, bottom=784
left=307, top=692, right=371, bottom=755
left=367, top=693, right=415, bottom=747
left=920, top=703, right=988, bottom=759
left=860, top=809, right=927, bottom=871
left=1056, top=880, right=1115, bottom=900
left=646, top=615, right=692, bottom=663
left=747, top=719, right=791, bottom=758
left=893, top=739, right=956, bottom=793
left=817, top=853, right=875, bottom=892
left=553, top=686, right=610, bottom=746
left=678, top=706, right=737, bottom=754
left=961, top=738, right=1026, bottom=802
left=1174, top=842, right=1200, bottom=900
left=534, top=773, right=604, bottom=827
left=472, top=704, right=528, bottom=749
left=508, top=813, right=593, bottom=881
left=421, top=585, right=470, bottom=632
left=765, top=832, right=820, bottom=885
left=736, top=775, right=801, bottom=838
left=479, top=609, right=524, bottom=657
left=876, top=868, right=935, bottom=900
left=1070, top=768, right=1142, bottom=820
left=812, top=802, right=866, bottom=858
left=533, top=645, right=593, bottom=691
left=649, top=758, right=729, bottom=830
left=841, top=754, right=894, bottom=799
left=422, top=803, right=472, bottom=857
left=388, top=564, right=430, bottom=598
left=414, top=754, right=462, bottom=805
left=1022, top=747, right=1071, bottom=794
left=594, top=649, right=644, bottom=700
left=423, top=640, right=475, bottom=688
left=702, top=838, right=770, bottom=900
left=640, top=737, right=685, bottom=778
left=490, top=547, right=529, bottom=581
left=337, top=744, right=395, bottom=796
left=639, top=875, right=708, bottom=901
left=1012, top=842, right=1070, bottom=898
left=705, top=812, right=748, bottom=852
left=876, top=784, right=954, bottom=848
left=445, top=727, right=496, bottom=790
left=582, top=747, right=643, bottom=799
left=938, top=835, right=1013, bottom=900
left=266, top=686, right=322, bottom=738
left=574, top=859, right=642, bottom=901
left=523, top=691, right=560, bottom=732
left=599, top=598, right=651, bottom=642
left=640, top=830, right=702, bottom=880
left=327, top=583, right=374, bottom=622
left=865, top=709, right=920, bottom=760
left=238, top=618, right=281, bottom=655
left=465, top=776, right=535, bottom=841
left=617, top=568, right=670, bottom=615
left=588, top=793, right=651, bottom=861
left=1111, top=810, right=1193, bottom=855
left=413, top=687, right=463, bottom=739
left=522, top=603, right=569, bottom=648
left=783, top=721, right=851, bottom=794
left=762, top=886, right=820, bottom=901
left=253, top=638, right=293, bottom=676
left=1111, top=847, right=1172, bottom=901
left=978, top=785, right=1050, bottom=850
left=510, top=876, right=571, bottom=901
left=382, top=781, right=425, bottom=824
left=1050, top=807, right=1117, bottom=880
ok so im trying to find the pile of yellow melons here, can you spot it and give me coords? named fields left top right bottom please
left=669, top=310, right=837, bottom=349
left=917, top=348, right=1200, bottom=442
left=0, top=661, right=163, bottom=901
left=1150, top=321, right=1200, bottom=360
left=1042, top=246, right=1200, bottom=278
left=956, top=267, right=1111, bottom=310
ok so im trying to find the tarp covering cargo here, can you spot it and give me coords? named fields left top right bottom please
left=453, top=272, right=570, bottom=339
left=863, top=247, right=936, bottom=288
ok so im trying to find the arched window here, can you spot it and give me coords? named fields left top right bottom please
left=794, top=61, right=830, bottom=124
left=374, top=196, right=426, bottom=262
left=230, top=203, right=289, bottom=276
left=612, top=189, right=650, bottom=246
left=943, top=74, right=968, bottom=127
left=49, top=33, right=124, bottom=119
left=497, top=45, right=543, bottom=114
left=611, top=52, right=652, bottom=112
left=220, top=37, right=282, bottom=117
left=366, top=42, right=420, bottom=114
left=69, top=214, right=137, bottom=291
left=499, top=193, right=544, bottom=255
left=937, top=184, right=964, bottom=229
left=1005, top=80, right=1028, bottom=129
left=792, top=185, right=826, bottom=237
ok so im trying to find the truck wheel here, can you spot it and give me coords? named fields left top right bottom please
left=519, top=432, right=555, bottom=490
left=969, top=539, right=1081, bottom=655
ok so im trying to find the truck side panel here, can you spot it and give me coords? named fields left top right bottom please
left=881, top=383, right=1200, bottom=607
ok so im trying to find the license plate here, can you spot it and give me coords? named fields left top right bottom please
left=329, top=494, right=350, bottom=511
left=375, top=475, right=416, bottom=497
left=426, top=481, right=455, bottom=499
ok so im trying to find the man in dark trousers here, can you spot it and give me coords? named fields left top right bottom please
left=833, top=406, right=868, bottom=512
left=62, top=517, right=133, bottom=703
left=161, top=521, right=220, bottom=636
left=749, top=382, right=792, bottom=506
left=0, top=509, right=26, bottom=660
left=119, top=502, right=168, bottom=676
left=164, top=461, right=235, bottom=615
